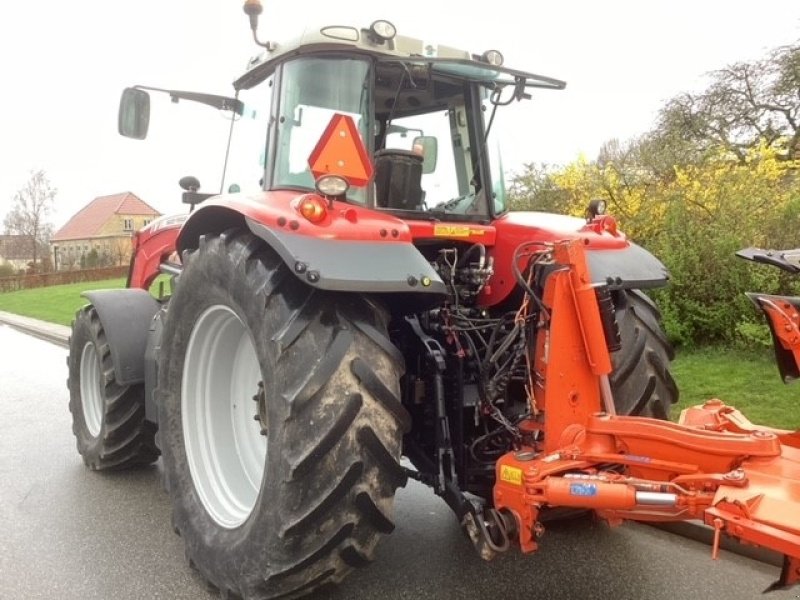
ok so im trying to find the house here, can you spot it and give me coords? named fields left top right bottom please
left=0, top=234, right=35, bottom=272
left=51, top=192, right=161, bottom=270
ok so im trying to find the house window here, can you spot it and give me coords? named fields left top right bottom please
left=143, top=219, right=151, bottom=226
left=124, top=218, right=133, bottom=231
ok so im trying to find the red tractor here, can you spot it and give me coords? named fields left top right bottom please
left=67, top=3, right=799, bottom=598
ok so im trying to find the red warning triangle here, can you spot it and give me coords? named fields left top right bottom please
left=308, top=113, right=374, bottom=188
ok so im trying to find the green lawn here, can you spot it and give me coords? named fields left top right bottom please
left=0, top=278, right=127, bottom=326
left=672, top=348, right=800, bottom=430
left=0, top=276, right=170, bottom=327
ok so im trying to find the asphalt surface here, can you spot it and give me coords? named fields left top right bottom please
left=0, top=323, right=796, bottom=600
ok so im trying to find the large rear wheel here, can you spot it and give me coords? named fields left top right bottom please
left=610, top=289, right=678, bottom=418
left=157, top=230, right=408, bottom=599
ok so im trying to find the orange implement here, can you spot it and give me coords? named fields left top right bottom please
left=494, top=239, right=800, bottom=589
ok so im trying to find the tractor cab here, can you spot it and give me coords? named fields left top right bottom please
left=119, top=14, right=565, bottom=222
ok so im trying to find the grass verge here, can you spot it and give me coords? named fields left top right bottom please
left=672, top=347, right=799, bottom=430
left=0, top=276, right=170, bottom=327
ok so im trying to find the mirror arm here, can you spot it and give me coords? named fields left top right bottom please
left=133, top=85, right=244, bottom=115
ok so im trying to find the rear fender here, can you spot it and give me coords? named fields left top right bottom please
left=143, top=308, right=165, bottom=423
left=81, top=289, right=160, bottom=386
left=584, top=243, right=670, bottom=289
left=482, top=211, right=669, bottom=307
left=177, top=192, right=447, bottom=298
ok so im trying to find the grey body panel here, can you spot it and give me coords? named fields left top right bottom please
left=245, top=217, right=447, bottom=295
left=81, top=289, right=160, bottom=386
left=586, top=242, right=669, bottom=289
left=143, top=310, right=165, bottom=423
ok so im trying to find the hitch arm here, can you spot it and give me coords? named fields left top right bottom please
left=406, top=315, right=457, bottom=494
left=406, top=315, right=514, bottom=559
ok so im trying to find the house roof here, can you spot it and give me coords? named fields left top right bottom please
left=51, top=192, right=161, bottom=242
left=0, top=235, right=35, bottom=260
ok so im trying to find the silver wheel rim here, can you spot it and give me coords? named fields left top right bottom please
left=80, top=342, right=104, bottom=437
left=182, top=304, right=266, bottom=529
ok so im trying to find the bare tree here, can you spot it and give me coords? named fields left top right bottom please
left=655, top=43, right=800, bottom=163
left=3, top=170, right=56, bottom=271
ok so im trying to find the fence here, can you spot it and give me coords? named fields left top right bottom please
left=0, top=265, right=128, bottom=293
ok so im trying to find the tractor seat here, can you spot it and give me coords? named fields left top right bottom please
left=374, top=149, right=424, bottom=211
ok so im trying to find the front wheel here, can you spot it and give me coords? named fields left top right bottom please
left=67, top=306, right=159, bottom=470
left=157, top=230, right=408, bottom=599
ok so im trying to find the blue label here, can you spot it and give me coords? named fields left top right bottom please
left=569, top=483, right=598, bottom=497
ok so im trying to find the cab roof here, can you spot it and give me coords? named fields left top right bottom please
left=234, top=23, right=566, bottom=92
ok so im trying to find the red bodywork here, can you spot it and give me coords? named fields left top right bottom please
left=493, top=239, right=800, bottom=589
left=128, top=189, right=626, bottom=306
left=128, top=214, right=187, bottom=290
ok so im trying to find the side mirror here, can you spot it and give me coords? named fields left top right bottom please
left=413, top=136, right=438, bottom=174
left=118, top=88, right=150, bottom=139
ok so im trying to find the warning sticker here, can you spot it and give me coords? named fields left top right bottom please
left=433, top=225, right=486, bottom=238
left=500, top=465, right=523, bottom=486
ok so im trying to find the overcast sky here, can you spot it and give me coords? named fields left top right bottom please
left=0, top=0, right=798, bottom=229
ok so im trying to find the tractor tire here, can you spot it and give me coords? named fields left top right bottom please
left=609, top=289, right=678, bottom=418
left=67, top=305, right=159, bottom=470
left=156, top=230, right=408, bottom=600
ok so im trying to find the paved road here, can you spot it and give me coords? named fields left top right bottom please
left=0, top=324, right=795, bottom=600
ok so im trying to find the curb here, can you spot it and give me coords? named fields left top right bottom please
left=0, top=311, right=784, bottom=569
left=0, top=311, right=70, bottom=348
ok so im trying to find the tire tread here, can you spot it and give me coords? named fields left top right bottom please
left=158, top=232, right=406, bottom=599
left=610, top=290, right=678, bottom=418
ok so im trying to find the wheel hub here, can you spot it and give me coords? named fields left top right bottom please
left=181, top=305, right=267, bottom=529
left=79, top=342, right=104, bottom=437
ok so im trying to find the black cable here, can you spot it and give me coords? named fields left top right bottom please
left=457, top=243, right=486, bottom=268
left=512, top=242, right=550, bottom=316
left=469, top=427, right=513, bottom=464
left=377, top=65, right=409, bottom=150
